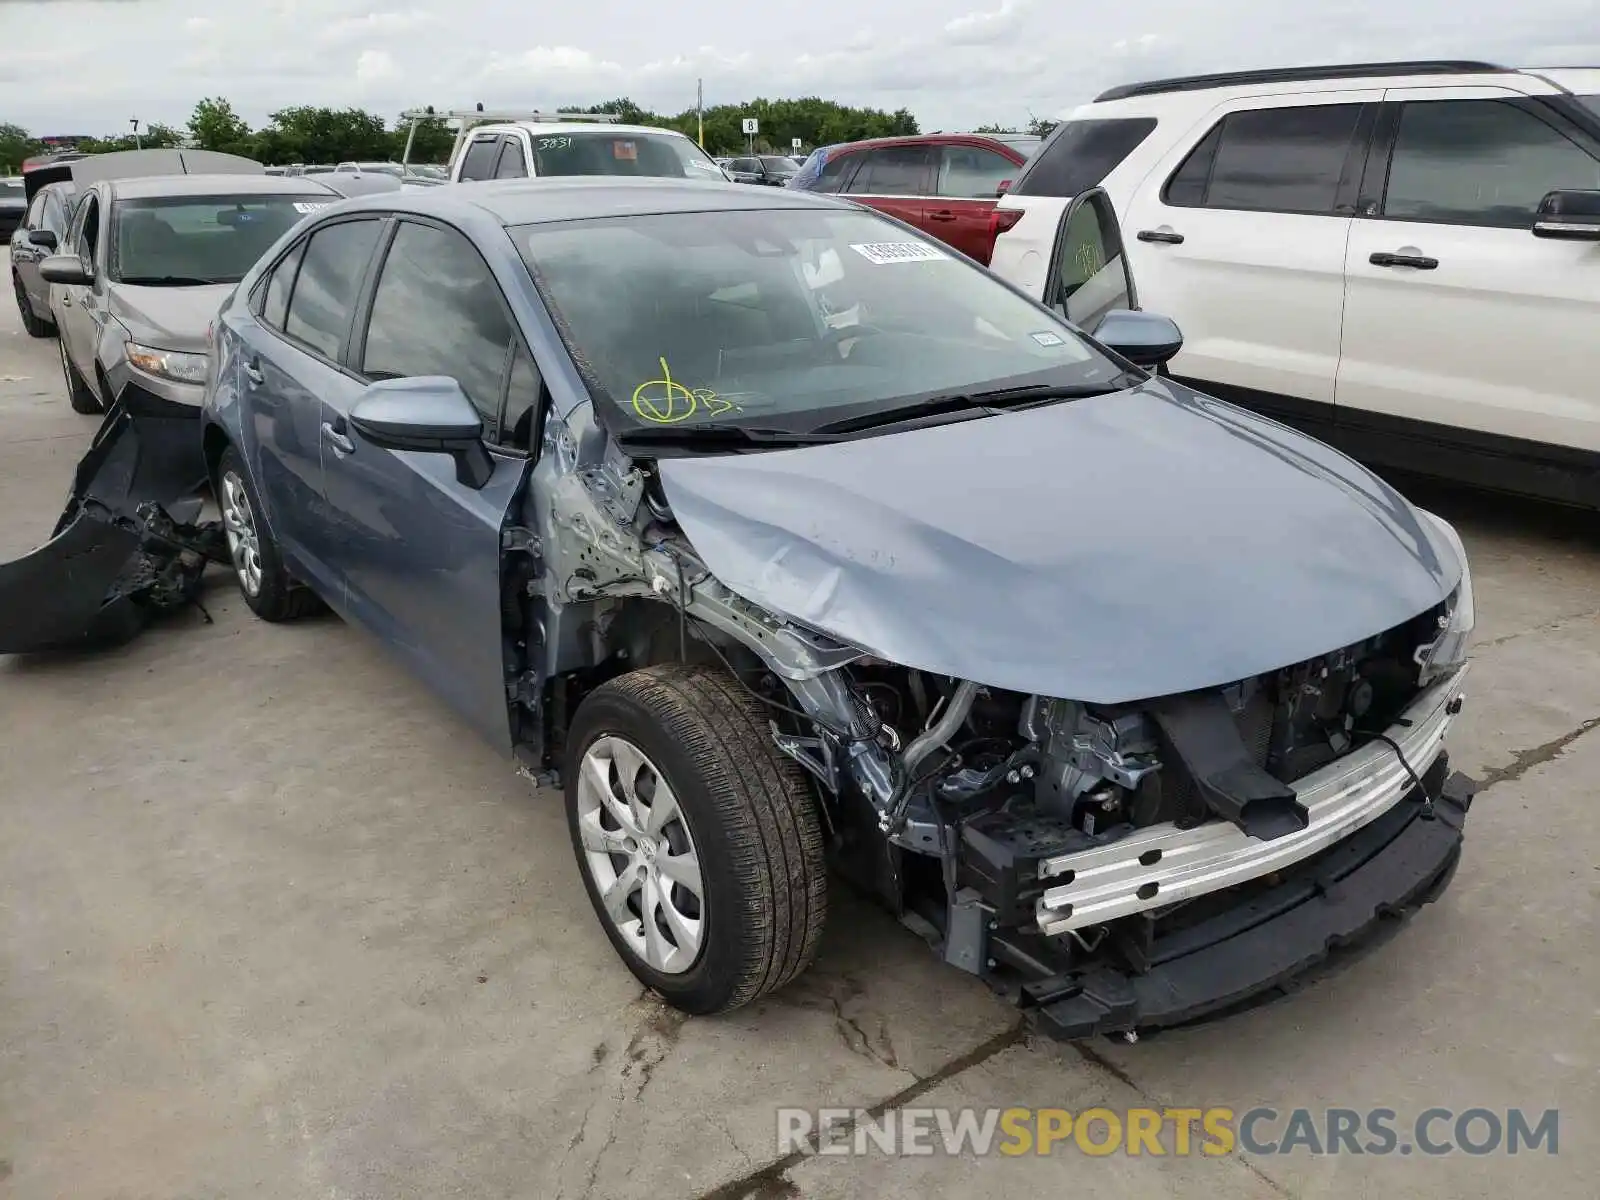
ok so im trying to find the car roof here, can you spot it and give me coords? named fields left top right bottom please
left=820, top=132, right=1026, bottom=158
left=329, top=176, right=847, bottom=227
left=108, top=173, right=339, bottom=200
left=475, top=122, right=694, bottom=139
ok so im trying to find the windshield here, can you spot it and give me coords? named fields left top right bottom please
left=513, top=207, right=1124, bottom=436
left=760, top=157, right=798, bottom=173
left=111, top=194, right=330, bottom=285
left=528, top=132, right=726, bottom=180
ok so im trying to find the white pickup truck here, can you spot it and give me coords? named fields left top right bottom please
left=426, top=111, right=727, bottom=184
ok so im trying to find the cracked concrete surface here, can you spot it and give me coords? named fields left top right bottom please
left=1, top=298, right=1595, bottom=1199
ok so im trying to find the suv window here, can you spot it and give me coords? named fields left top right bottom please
left=283, top=219, right=383, bottom=359
left=361, top=221, right=515, bottom=438
left=811, top=149, right=860, bottom=193
left=1165, top=104, right=1365, bottom=215
left=24, top=192, right=46, bottom=230
left=458, top=136, right=502, bottom=182
left=260, top=241, right=306, bottom=331
left=1011, top=118, right=1158, bottom=198
left=844, top=146, right=932, bottom=196
left=73, top=193, right=100, bottom=264
left=935, top=145, right=1016, bottom=198
left=495, top=137, right=528, bottom=179
left=1382, top=100, right=1600, bottom=228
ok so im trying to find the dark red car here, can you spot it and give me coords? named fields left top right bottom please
left=788, top=133, right=1039, bottom=264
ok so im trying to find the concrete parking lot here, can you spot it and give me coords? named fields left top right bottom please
left=0, top=291, right=1594, bottom=1200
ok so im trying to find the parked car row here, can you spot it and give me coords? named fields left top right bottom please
left=3, top=106, right=1477, bottom=1040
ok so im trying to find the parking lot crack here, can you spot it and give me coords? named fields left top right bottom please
left=1474, top=607, right=1600, bottom=650
left=1474, top=715, right=1600, bottom=792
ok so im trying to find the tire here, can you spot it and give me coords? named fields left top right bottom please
left=216, top=446, right=323, bottom=622
left=60, top=341, right=102, bottom=414
left=12, top=274, right=54, bottom=339
left=565, top=663, right=827, bottom=1015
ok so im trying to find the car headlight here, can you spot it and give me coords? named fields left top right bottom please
left=1416, top=509, right=1474, bottom=685
left=126, top=342, right=208, bottom=386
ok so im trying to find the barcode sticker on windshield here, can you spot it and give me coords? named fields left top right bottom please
left=848, top=241, right=946, bottom=265
left=293, top=201, right=331, bottom=214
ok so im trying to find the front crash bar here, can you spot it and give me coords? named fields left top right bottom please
left=0, top=388, right=222, bottom=655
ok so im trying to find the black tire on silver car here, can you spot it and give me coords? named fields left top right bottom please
left=216, top=446, right=323, bottom=622
left=565, top=664, right=828, bottom=1014
left=59, top=341, right=102, bottom=414
left=12, top=273, right=54, bottom=339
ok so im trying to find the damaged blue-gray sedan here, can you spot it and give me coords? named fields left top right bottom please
left=0, top=178, right=1475, bottom=1039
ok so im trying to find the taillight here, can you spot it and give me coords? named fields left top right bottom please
left=990, top=208, right=1024, bottom=236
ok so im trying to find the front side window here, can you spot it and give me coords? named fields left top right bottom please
left=936, top=145, right=1017, bottom=198
left=527, top=131, right=726, bottom=181
left=282, top=219, right=383, bottom=359
left=1382, top=100, right=1600, bottom=228
left=806, top=149, right=859, bottom=193
left=513, top=207, right=1126, bottom=437
left=361, top=221, right=515, bottom=437
left=844, top=146, right=932, bottom=196
left=1050, top=197, right=1132, bottom=331
left=109, top=193, right=332, bottom=285
left=495, top=138, right=528, bottom=179
left=1011, top=118, right=1157, bottom=198
left=458, top=137, right=502, bottom=181
left=1165, top=104, right=1365, bottom=215
left=24, top=191, right=46, bottom=230
left=70, top=192, right=98, bottom=263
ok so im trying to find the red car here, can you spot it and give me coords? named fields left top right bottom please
left=788, top=133, right=1039, bottom=264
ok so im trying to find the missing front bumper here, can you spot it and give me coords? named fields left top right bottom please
left=1021, top=765, right=1474, bottom=1039
left=0, top=388, right=222, bottom=655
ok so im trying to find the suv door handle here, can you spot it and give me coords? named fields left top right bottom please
left=320, top=421, right=356, bottom=456
left=1369, top=251, right=1438, bottom=270
left=243, top=360, right=264, bottom=386
left=1137, top=229, right=1185, bottom=244
left=927, top=209, right=957, bottom=222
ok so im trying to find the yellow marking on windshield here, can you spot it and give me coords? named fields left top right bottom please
left=632, top=358, right=735, bottom=422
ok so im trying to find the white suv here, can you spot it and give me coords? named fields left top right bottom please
left=989, top=61, right=1600, bottom=507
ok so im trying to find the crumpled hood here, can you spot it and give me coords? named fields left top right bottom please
left=106, top=284, right=232, bottom=354
left=658, top=379, right=1464, bottom=704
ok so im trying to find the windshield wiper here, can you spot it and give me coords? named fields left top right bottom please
left=812, top=374, right=1141, bottom=436
left=616, top=422, right=844, bottom=451
left=117, top=275, right=225, bottom=287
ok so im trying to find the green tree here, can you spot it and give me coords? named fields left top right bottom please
left=0, top=123, right=42, bottom=173
left=1026, top=116, right=1059, bottom=139
left=263, top=105, right=391, bottom=164
left=189, top=97, right=252, bottom=154
left=391, top=115, right=453, bottom=164
left=973, top=123, right=1019, bottom=134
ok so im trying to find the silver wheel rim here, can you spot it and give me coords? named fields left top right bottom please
left=219, top=469, right=264, bottom=598
left=576, top=735, right=705, bottom=975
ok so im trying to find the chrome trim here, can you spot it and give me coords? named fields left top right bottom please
left=1034, top=666, right=1467, bottom=935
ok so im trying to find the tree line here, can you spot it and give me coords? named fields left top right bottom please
left=2, top=94, right=928, bottom=173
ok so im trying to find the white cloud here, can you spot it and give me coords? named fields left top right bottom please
left=355, top=48, right=399, bottom=85
left=319, top=8, right=438, bottom=46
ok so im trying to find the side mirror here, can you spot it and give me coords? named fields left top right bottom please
left=28, top=229, right=58, bottom=250
left=1092, top=309, right=1184, bottom=368
left=348, top=376, right=494, bottom=489
left=1533, top=189, right=1600, bottom=241
left=39, top=254, right=90, bottom=286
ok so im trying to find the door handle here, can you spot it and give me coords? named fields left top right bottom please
left=243, top=360, right=264, bottom=386
left=60, top=292, right=72, bottom=307
left=1137, top=229, right=1185, bottom=244
left=928, top=209, right=957, bottom=222
left=1369, top=251, right=1438, bottom=270
left=320, top=421, right=355, bottom=456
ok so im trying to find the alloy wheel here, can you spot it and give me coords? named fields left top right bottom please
left=219, top=469, right=264, bottom=597
left=575, top=735, right=706, bottom=974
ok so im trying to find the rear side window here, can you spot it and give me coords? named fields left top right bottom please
left=1164, top=104, right=1366, bottom=215
left=808, top=149, right=859, bottom=193
left=283, top=219, right=383, bottom=359
left=1011, top=118, right=1158, bottom=198
left=843, top=146, right=933, bottom=196
left=935, top=145, right=1017, bottom=198
left=458, top=137, right=501, bottom=181
left=361, top=221, right=515, bottom=438
left=495, top=138, right=528, bottom=178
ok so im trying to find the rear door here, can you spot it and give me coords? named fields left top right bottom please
left=926, top=141, right=1020, bottom=262
left=319, top=216, right=538, bottom=751
left=57, top=188, right=105, bottom=385
left=838, top=144, right=933, bottom=229
left=235, top=215, right=386, bottom=598
left=1119, top=93, right=1380, bottom=425
left=1337, top=88, right=1600, bottom=467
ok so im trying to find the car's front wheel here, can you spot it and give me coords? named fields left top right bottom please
left=565, top=664, right=828, bottom=1014
left=12, top=274, right=53, bottom=339
left=216, top=446, right=323, bottom=622
left=59, top=341, right=102, bottom=413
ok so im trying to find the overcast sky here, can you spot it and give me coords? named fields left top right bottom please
left=1, top=0, right=1597, bottom=136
